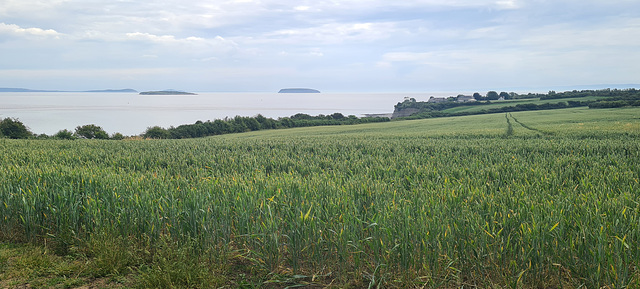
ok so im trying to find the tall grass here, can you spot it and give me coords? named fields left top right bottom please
left=1, top=107, right=639, bottom=287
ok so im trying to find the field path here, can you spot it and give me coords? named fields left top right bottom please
left=504, top=113, right=514, bottom=137
left=509, top=113, right=553, bottom=136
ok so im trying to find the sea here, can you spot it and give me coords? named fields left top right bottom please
left=0, top=92, right=454, bottom=136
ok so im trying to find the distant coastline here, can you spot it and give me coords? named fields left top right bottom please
left=86, top=89, right=138, bottom=93
left=139, top=90, right=197, bottom=95
left=278, top=88, right=320, bottom=93
left=0, top=88, right=137, bottom=93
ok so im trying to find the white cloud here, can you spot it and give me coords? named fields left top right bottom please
left=264, top=22, right=398, bottom=44
left=379, top=50, right=489, bottom=71
left=520, top=18, right=640, bottom=50
left=278, top=0, right=521, bottom=11
left=1, top=0, right=639, bottom=91
left=309, top=51, right=324, bottom=57
left=126, top=32, right=174, bottom=43
left=495, top=0, right=519, bottom=9
left=0, top=0, right=68, bottom=17
left=125, top=32, right=238, bottom=55
left=381, top=52, right=434, bottom=63
left=0, top=22, right=61, bottom=39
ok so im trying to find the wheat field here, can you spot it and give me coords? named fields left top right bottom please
left=1, top=107, right=639, bottom=288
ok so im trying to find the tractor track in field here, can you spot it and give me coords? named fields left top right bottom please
left=504, top=113, right=514, bottom=137
left=509, top=113, right=553, bottom=135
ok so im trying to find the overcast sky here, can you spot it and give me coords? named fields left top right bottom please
left=1, top=0, right=639, bottom=92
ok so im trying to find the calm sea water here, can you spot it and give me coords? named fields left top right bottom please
left=0, top=92, right=445, bottom=136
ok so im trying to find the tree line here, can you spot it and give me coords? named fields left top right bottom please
left=0, top=113, right=389, bottom=140
left=398, top=101, right=591, bottom=120
left=0, top=120, right=126, bottom=140
left=540, top=88, right=640, bottom=100
left=142, top=113, right=389, bottom=139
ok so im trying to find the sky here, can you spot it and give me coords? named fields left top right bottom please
left=1, top=0, right=639, bottom=93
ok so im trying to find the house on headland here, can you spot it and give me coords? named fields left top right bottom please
left=456, top=95, right=475, bottom=103
left=428, top=96, right=447, bottom=103
left=403, top=96, right=417, bottom=102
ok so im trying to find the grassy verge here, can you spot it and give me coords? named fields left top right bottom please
left=0, top=242, right=128, bottom=288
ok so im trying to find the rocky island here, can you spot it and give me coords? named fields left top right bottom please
left=139, top=90, right=197, bottom=95
left=278, top=88, right=320, bottom=93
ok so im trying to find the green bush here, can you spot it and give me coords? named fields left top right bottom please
left=111, top=132, right=125, bottom=140
left=0, top=118, right=32, bottom=139
left=143, top=126, right=171, bottom=139
left=75, top=124, right=109, bottom=139
left=54, top=129, right=77, bottom=140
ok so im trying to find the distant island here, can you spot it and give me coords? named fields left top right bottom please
left=278, top=88, right=320, bottom=93
left=0, top=88, right=55, bottom=92
left=139, top=90, right=197, bottom=95
left=85, top=89, right=137, bottom=93
left=0, top=87, right=137, bottom=93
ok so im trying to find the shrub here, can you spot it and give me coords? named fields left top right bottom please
left=75, top=124, right=109, bottom=139
left=0, top=118, right=32, bottom=139
left=143, top=126, right=171, bottom=139
left=111, top=133, right=125, bottom=140
left=54, top=129, right=77, bottom=140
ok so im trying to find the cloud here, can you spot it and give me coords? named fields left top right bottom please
left=275, top=0, right=521, bottom=11
left=380, top=52, right=434, bottom=63
left=125, top=32, right=238, bottom=56
left=520, top=18, right=640, bottom=50
left=264, top=22, right=398, bottom=45
left=0, top=0, right=68, bottom=17
left=1, top=0, right=639, bottom=91
left=309, top=50, right=324, bottom=57
left=126, top=32, right=189, bottom=44
left=495, top=0, right=519, bottom=9
left=378, top=50, right=493, bottom=72
left=0, top=22, right=61, bottom=39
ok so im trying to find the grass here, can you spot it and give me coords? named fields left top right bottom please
left=0, top=242, right=121, bottom=289
left=1, top=107, right=639, bottom=288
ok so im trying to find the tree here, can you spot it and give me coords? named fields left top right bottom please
left=487, top=91, right=499, bottom=100
left=254, top=114, right=277, bottom=130
left=279, top=117, right=295, bottom=128
left=230, top=116, right=249, bottom=133
left=143, top=126, right=171, bottom=139
left=111, top=132, right=125, bottom=140
left=0, top=118, right=32, bottom=139
left=499, top=92, right=510, bottom=100
left=473, top=92, right=483, bottom=101
left=240, top=116, right=261, bottom=131
left=75, top=124, right=109, bottom=139
left=291, top=113, right=313, bottom=120
left=54, top=129, right=76, bottom=140
left=210, top=119, right=231, bottom=134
